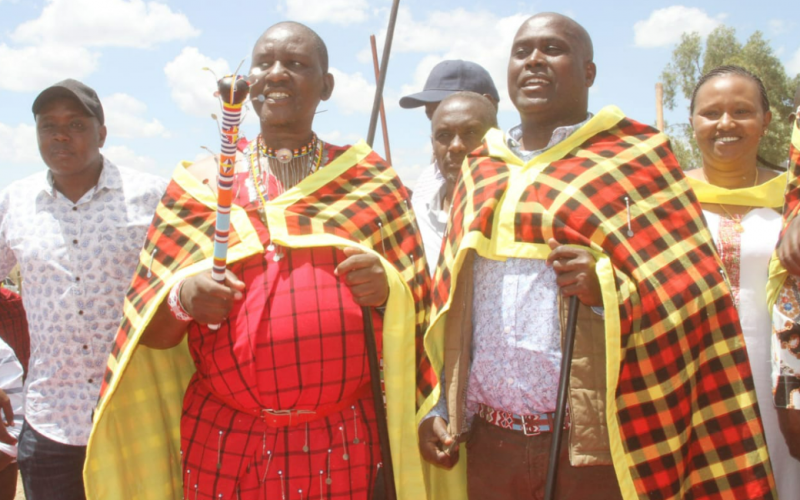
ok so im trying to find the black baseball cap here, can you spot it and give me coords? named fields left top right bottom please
left=32, top=79, right=105, bottom=125
left=399, top=60, right=500, bottom=109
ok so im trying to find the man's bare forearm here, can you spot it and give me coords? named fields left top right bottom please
left=139, top=299, right=190, bottom=349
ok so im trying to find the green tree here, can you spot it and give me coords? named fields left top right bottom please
left=661, top=25, right=800, bottom=170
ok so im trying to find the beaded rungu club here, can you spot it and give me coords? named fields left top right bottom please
left=204, top=62, right=250, bottom=330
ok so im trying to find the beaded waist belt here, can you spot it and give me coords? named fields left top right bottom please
left=477, top=402, right=570, bottom=436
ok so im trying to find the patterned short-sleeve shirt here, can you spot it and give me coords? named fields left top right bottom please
left=0, top=159, right=166, bottom=445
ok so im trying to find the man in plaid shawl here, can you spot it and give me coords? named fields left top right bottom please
left=84, top=22, right=433, bottom=500
left=418, top=12, right=775, bottom=500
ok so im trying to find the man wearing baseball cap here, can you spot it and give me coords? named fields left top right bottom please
left=400, top=60, right=499, bottom=275
left=0, top=79, right=166, bottom=499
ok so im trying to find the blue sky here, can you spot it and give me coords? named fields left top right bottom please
left=1, top=0, right=798, bottom=190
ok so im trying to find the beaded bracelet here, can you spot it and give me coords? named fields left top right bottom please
left=167, top=279, right=193, bottom=322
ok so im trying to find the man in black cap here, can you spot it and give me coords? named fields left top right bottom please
left=0, top=79, right=166, bottom=499
left=400, top=60, right=499, bottom=275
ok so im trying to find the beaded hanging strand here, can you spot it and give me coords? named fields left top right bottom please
left=249, top=134, right=322, bottom=207
left=248, top=134, right=323, bottom=261
left=259, top=134, right=323, bottom=192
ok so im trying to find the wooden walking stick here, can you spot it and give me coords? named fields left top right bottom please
left=362, top=309, right=396, bottom=500
left=370, top=34, right=393, bottom=165
left=363, top=1, right=401, bottom=498
left=366, top=0, right=400, bottom=148
left=544, top=295, right=580, bottom=500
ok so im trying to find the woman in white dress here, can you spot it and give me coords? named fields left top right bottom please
left=684, top=65, right=796, bottom=497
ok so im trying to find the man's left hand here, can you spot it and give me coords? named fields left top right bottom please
left=546, top=238, right=603, bottom=307
left=335, top=247, right=389, bottom=307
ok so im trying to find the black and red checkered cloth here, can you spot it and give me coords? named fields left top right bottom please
left=426, top=109, right=776, bottom=499
left=178, top=169, right=387, bottom=498
left=782, top=122, right=800, bottom=225
left=0, top=287, right=29, bottom=376
left=86, top=141, right=434, bottom=500
left=181, top=228, right=384, bottom=498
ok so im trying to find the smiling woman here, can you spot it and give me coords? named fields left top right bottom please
left=684, top=65, right=799, bottom=498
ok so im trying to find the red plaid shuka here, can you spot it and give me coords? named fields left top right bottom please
left=182, top=240, right=383, bottom=499
left=781, top=121, right=800, bottom=221
left=85, top=141, right=434, bottom=500
left=422, top=107, right=775, bottom=500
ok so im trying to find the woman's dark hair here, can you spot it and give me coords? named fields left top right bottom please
left=689, top=65, right=770, bottom=115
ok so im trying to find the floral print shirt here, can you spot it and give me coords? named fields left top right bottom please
left=0, top=159, right=166, bottom=445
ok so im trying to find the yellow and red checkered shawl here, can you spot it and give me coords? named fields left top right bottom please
left=421, top=107, right=776, bottom=500
left=780, top=120, right=800, bottom=223
left=84, top=141, right=435, bottom=500
left=766, top=120, right=800, bottom=389
left=767, top=121, right=800, bottom=314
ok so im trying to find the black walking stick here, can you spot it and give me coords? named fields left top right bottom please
left=543, top=295, right=580, bottom=500
left=362, top=2, right=401, bottom=497
left=362, top=308, right=397, bottom=500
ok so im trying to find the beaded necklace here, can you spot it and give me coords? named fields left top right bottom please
left=248, top=134, right=324, bottom=261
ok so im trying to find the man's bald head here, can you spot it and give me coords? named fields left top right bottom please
left=523, top=12, right=594, bottom=62
left=507, top=12, right=596, bottom=129
left=253, top=21, right=329, bottom=74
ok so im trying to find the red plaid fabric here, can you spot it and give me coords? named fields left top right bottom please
left=90, top=140, right=432, bottom=500
left=0, top=288, right=29, bottom=375
left=428, top=115, right=775, bottom=499
left=180, top=185, right=383, bottom=497
left=782, top=128, right=800, bottom=220
left=101, top=144, right=433, bottom=405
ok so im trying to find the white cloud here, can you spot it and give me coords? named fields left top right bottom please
left=0, top=44, right=99, bottom=91
left=11, top=0, right=199, bottom=48
left=164, top=47, right=232, bottom=118
left=769, top=20, right=790, bottom=35
left=367, top=7, right=529, bottom=112
left=634, top=6, right=724, bottom=48
left=390, top=142, right=431, bottom=187
left=329, top=68, right=376, bottom=115
left=0, top=122, right=39, bottom=164
left=284, top=0, right=369, bottom=26
left=103, top=93, right=168, bottom=139
left=788, top=47, right=800, bottom=76
left=103, top=145, right=159, bottom=173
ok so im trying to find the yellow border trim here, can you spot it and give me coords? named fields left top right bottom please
left=495, top=106, right=627, bottom=255
left=597, top=257, right=639, bottom=499
left=686, top=173, right=786, bottom=208
left=94, top=161, right=265, bottom=418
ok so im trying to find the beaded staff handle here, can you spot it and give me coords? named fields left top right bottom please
left=208, top=73, right=250, bottom=330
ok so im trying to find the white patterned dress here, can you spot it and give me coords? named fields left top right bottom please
left=706, top=207, right=800, bottom=498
